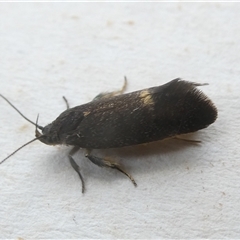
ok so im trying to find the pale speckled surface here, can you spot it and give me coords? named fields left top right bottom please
left=0, top=2, right=239, bottom=239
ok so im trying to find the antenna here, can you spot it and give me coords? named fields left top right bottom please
left=0, top=94, right=43, bottom=130
left=0, top=137, right=41, bottom=165
left=0, top=94, right=44, bottom=164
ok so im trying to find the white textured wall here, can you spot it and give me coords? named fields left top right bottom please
left=0, top=2, right=239, bottom=238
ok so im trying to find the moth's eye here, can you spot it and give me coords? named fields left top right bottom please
left=42, top=124, right=52, bottom=135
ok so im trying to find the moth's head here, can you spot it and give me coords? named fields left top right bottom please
left=0, top=93, right=65, bottom=165
left=36, top=123, right=60, bottom=145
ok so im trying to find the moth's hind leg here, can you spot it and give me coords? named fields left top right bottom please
left=62, top=76, right=127, bottom=107
left=93, top=76, right=127, bottom=101
left=173, top=136, right=201, bottom=143
left=85, top=149, right=137, bottom=187
left=62, top=96, right=70, bottom=109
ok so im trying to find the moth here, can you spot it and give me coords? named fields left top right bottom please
left=0, top=78, right=218, bottom=193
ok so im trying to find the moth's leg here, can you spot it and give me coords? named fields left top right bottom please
left=173, top=136, right=201, bottom=143
left=62, top=96, right=70, bottom=109
left=192, top=82, right=208, bottom=87
left=93, top=76, right=127, bottom=101
left=85, top=150, right=137, bottom=187
left=175, top=78, right=208, bottom=87
left=68, top=146, right=85, bottom=193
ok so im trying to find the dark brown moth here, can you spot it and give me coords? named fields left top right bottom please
left=0, top=78, right=218, bottom=193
